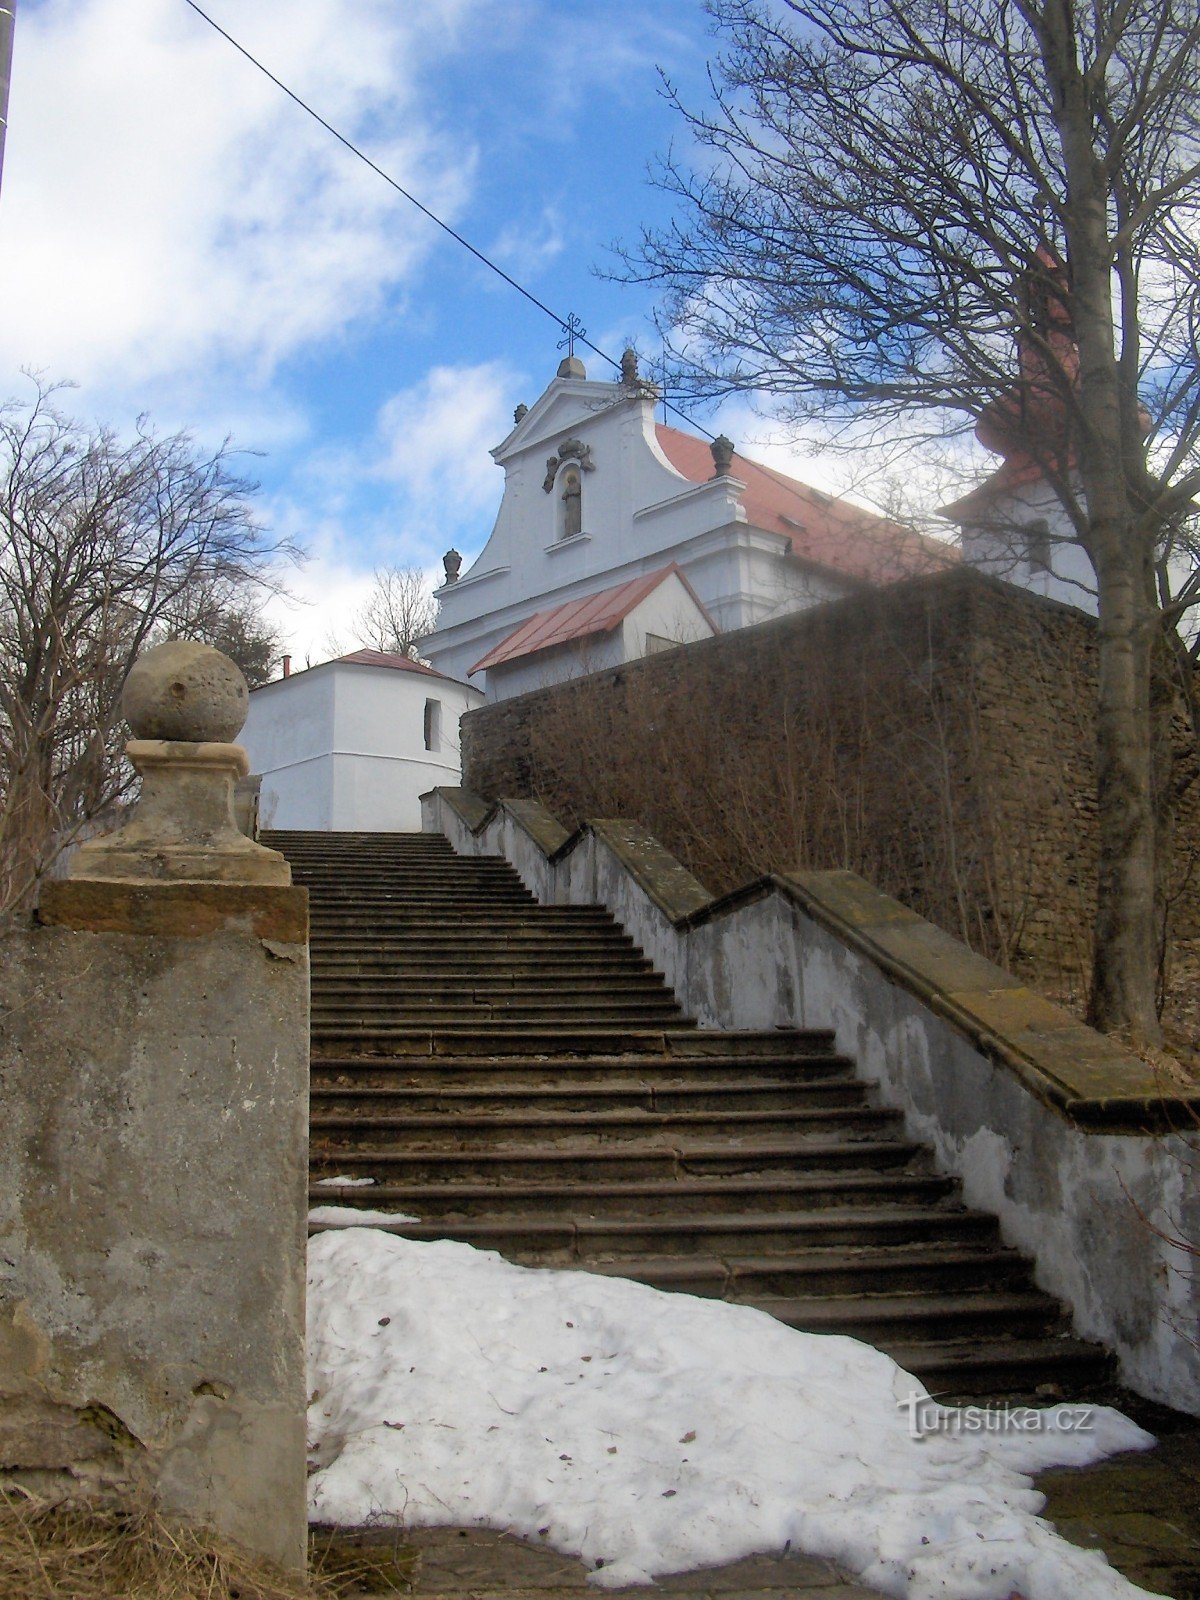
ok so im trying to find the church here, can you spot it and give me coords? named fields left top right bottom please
left=421, top=350, right=955, bottom=699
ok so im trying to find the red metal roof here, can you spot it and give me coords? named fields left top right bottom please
left=336, top=648, right=447, bottom=679
left=654, top=425, right=956, bottom=584
left=469, top=564, right=713, bottom=676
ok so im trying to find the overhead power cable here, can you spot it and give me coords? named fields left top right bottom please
left=184, top=1, right=937, bottom=536
left=179, top=0, right=722, bottom=443
left=176, top=0, right=933, bottom=558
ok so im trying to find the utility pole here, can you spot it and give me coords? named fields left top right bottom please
left=0, top=1, right=14, bottom=202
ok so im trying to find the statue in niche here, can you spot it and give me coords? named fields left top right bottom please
left=560, top=466, right=583, bottom=539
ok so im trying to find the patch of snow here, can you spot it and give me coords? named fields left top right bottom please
left=306, top=1231, right=1158, bottom=1599
left=313, top=1175, right=377, bottom=1187
left=309, top=1205, right=420, bottom=1227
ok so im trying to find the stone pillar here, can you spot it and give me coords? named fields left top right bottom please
left=0, top=642, right=310, bottom=1572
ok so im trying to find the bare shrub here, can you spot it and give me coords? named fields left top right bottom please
left=469, top=575, right=1198, bottom=1038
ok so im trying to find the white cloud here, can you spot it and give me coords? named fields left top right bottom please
left=260, top=523, right=379, bottom=668
left=487, top=206, right=567, bottom=282
left=259, top=360, right=521, bottom=660
left=373, top=360, right=519, bottom=537
left=0, top=0, right=479, bottom=397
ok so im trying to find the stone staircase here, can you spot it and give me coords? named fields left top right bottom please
left=266, top=829, right=1113, bottom=1400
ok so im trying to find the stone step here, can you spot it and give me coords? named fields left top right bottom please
left=307, top=896, right=537, bottom=910
left=887, top=1336, right=1114, bottom=1398
left=289, top=871, right=522, bottom=886
left=310, top=908, right=614, bottom=921
left=309, top=1138, right=926, bottom=1184
left=757, top=1288, right=1062, bottom=1344
left=288, top=855, right=519, bottom=868
left=311, top=1020, right=700, bottom=1053
left=311, top=974, right=673, bottom=998
left=310, top=974, right=678, bottom=1001
left=310, top=997, right=686, bottom=1024
left=310, top=1046, right=849, bottom=1086
left=314, top=1205, right=1002, bottom=1257
left=262, top=838, right=454, bottom=851
left=304, top=1171, right=955, bottom=1217
left=310, top=959, right=659, bottom=981
left=310, top=1026, right=720, bottom=1057
left=311, top=1106, right=900, bottom=1144
left=309, top=926, right=618, bottom=940
left=309, top=1076, right=865, bottom=1114
left=308, top=938, right=646, bottom=960
left=308, top=922, right=619, bottom=937
left=578, top=1242, right=1036, bottom=1298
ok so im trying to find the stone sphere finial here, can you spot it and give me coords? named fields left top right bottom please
left=122, top=640, right=250, bottom=744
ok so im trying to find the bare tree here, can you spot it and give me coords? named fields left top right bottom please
left=0, top=379, right=296, bottom=913
left=623, top=0, right=1200, bottom=1043
left=164, top=578, right=285, bottom=688
left=353, top=564, right=438, bottom=658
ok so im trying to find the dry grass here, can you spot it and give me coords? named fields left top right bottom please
left=0, top=1489, right=413, bottom=1599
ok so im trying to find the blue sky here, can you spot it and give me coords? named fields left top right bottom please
left=1, top=0, right=926, bottom=659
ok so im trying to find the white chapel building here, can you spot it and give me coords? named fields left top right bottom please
left=421, top=351, right=954, bottom=699
left=239, top=648, right=483, bottom=832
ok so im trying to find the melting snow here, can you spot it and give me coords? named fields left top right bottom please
left=306, top=1228, right=1159, bottom=1599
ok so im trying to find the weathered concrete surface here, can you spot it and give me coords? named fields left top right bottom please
left=70, top=741, right=292, bottom=885
left=324, top=1526, right=881, bottom=1599
left=0, top=888, right=310, bottom=1570
left=423, top=787, right=1200, bottom=1417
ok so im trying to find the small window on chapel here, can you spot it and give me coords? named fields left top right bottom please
left=560, top=466, right=582, bottom=540
left=423, top=698, right=442, bottom=753
left=1026, top=519, right=1051, bottom=573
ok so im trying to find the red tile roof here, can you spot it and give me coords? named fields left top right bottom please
left=335, top=648, right=447, bottom=679
left=469, top=564, right=713, bottom=676
left=654, top=425, right=956, bottom=584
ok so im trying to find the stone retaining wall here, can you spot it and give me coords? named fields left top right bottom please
left=424, top=785, right=1200, bottom=1416
left=462, top=569, right=1199, bottom=991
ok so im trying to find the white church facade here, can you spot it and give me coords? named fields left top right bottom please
left=421, top=351, right=954, bottom=699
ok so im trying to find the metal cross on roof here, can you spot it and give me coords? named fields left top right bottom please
left=557, top=313, right=586, bottom=359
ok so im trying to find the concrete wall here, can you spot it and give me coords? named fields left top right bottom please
left=424, top=786, right=1200, bottom=1417
left=242, top=659, right=483, bottom=832
left=0, top=880, right=310, bottom=1569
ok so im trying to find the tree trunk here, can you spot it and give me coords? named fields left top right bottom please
left=1086, top=533, right=1162, bottom=1040
left=1035, top=2, right=1164, bottom=1042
